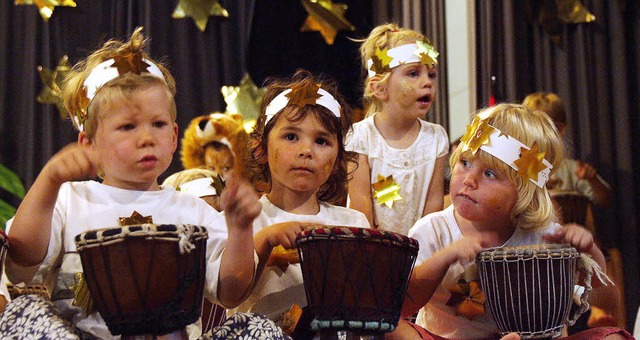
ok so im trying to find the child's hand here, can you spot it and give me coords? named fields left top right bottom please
left=221, top=174, right=261, bottom=231
left=43, top=143, right=99, bottom=185
left=575, top=160, right=598, bottom=180
left=446, top=236, right=483, bottom=265
left=543, top=223, right=595, bottom=253
left=262, top=222, right=311, bottom=249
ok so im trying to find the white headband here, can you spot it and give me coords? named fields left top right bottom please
left=264, top=87, right=341, bottom=125
left=178, top=177, right=217, bottom=198
left=366, top=40, right=439, bottom=77
left=460, top=113, right=553, bottom=188
left=74, top=57, right=166, bottom=131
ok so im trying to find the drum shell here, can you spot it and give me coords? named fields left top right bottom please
left=476, top=244, right=578, bottom=339
left=296, top=226, right=418, bottom=333
left=75, top=224, right=207, bottom=336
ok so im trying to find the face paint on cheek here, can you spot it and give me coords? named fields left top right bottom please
left=399, top=80, right=414, bottom=99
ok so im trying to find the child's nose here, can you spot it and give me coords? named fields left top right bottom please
left=138, top=127, right=155, bottom=146
left=463, top=172, right=478, bottom=188
left=298, top=143, right=312, bottom=158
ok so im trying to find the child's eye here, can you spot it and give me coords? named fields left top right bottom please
left=429, top=70, right=438, bottom=79
left=484, top=169, right=497, bottom=179
left=284, top=133, right=297, bottom=141
left=315, top=137, right=330, bottom=146
left=460, top=158, right=470, bottom=167
left=407, top=70, right=419, bottom=77
left=118, top=124, right=135, bottom=131
left=153, top=120, right=168, bottom=128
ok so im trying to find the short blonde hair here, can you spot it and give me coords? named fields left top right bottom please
left=356, top=23, right=428, bottom=117
left=522, top=92, right=567, bottom=128
left=450, top=103, right=565, bottom=229
left=62, top=27, right=177, bottom=140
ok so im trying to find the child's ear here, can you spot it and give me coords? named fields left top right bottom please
left=369, top=76, right=388, bottom=100
left=78, top=131, right=92, bottom=147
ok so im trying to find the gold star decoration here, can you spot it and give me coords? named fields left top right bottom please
left=415, top=40, right=439, bottom=68
left=118, top=211, right=153, bottom=226
left=513, top=142, right=547, bottom=184
left=221, top=73, right=265, bottom=124
left=14, top=0, right=76, bottom=22
left=172, top=0, right=229, bottom=32
left=370, top=47, right=393, bottom=75
left=111, top=52, right=152, bottom=76
left=526, top=0, right=595, bottom=45
left=446, top=280, right=485, bottom=319
left=300, top=0, right=355, bottom=45
left=286, top=82, right=322, bottom=107
left=372, top=174, right=402, bottom=208
left=460, top=116, right=497, bottom=155
left=37, top=55, right=71, bottom=119
left=70, top=272, right=94, bottom=316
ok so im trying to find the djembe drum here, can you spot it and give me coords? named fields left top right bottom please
left=296, top=226, right=419, bottom=339
left=476, top=244, right=591, bottom=339
left=75, top=224, right=208, bottom=337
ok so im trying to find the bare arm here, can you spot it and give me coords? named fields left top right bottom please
left=422, top=155, right=447, bottom=216
left=576, top=161, right=611, bottom=207
left=253, top=222, right=308, bottom=282
left=8, top=143, right=97, bottom=267
left=347, top=153, right=374, bottom=227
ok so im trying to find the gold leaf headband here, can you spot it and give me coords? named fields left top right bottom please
left=72, top=52, right=166, bottom=131
left=367, top=40, right=439, bottom=77
left=460, top=113, right=553, bottom=188
left=264, top=82, right=341, bottom=125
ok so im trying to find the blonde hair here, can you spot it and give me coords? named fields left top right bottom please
left=62, top=27, right=177, bottom=139
left=356, top=23, right=427, bottom=117
left=162, top=168, right=219, bottom=191
left=522, top=92, right=567, bottom=129
left=450, top=103, right=565, bottom=230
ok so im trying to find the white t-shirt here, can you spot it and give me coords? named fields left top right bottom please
left=345, top=116, right=449, bottom=235
left=5, top=181, right=229, bottom=339
left=231, top=195, right=370, bottom=320
left=408, top=205, right=561, bottom=339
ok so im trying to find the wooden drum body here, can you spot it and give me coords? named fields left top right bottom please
left=476, top=244, right=590, bottom=339
left=296, top=226, right=418, bottom=335
left=75, top=224, right=208, bottom=336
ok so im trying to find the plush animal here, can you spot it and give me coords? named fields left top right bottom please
left=180, top=112, right=250, bottom=180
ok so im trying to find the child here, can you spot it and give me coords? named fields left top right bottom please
left=346, top=23, right=449, bottom=234
left=522, top=92, right=611, bottom=208
left=394, top=104, right=629, bottom=339
left=0, top=28, right=271, bottom=339
left=235, top=69, right=370, bottom=332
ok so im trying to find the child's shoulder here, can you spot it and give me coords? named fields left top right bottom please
left=409, top=205, right=456, bottom=235
left=318, top=201, right=370, bottom=228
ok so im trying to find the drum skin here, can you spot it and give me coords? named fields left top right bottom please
left=296, top=226, right=418, bottom=334
left=75, top=224, right=207, bottom=336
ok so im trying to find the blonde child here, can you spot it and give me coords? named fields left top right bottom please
left=393, top=104, right=629, bottom=339
left=235, top=69, right=370, bottom=334
left=347, top=23, right=449, bottom=234
left=0, top=28, right=283, bottom=339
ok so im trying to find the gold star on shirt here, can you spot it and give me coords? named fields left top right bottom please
left=119, top=211, right=153, bottom=226
left=513, top=142, right=547, bottom=183
left=286, top=82, right=322, bottom=108
left=446, top=280, right=485, bottom=319
left=372, top=174, right=402, bottom=208
left=172, top=0, right=229, bottom=32
left=460, top=116, right=496, bottom=154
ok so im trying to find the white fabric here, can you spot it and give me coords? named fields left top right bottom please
left=633, top=304, right=640, bottom=339
left=407, top=205, right=562, bottom=339
left=548, top=158, right=610, bottom=201
left=5, top=181, right=229, bottom=339
left=345, top=116, right=449, bottom=235
left=230, top=195, right=370, bottom=321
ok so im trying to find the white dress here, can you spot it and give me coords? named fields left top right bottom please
left=4, top=181, right=229, bottom=339
left=345, top=116, right=449, bottom=235
left=230, top=195, right=370, bottom=321
left=407, top=205, right=561, bottom=339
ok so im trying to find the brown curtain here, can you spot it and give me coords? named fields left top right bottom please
left=476, top=0, right=640, bottom=329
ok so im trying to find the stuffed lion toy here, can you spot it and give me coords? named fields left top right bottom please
left=180, top=112, right=250, bottom=180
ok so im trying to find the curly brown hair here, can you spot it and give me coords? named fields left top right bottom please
left=246, top=69, right=357, bottom=204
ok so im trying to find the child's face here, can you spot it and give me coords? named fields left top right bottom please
left=384, top=63, right=437, bottom=118
left=91, top=85, right=178, bottom=190
left=266, top=110, right=339, bottom=198
left=449, top=154, right=518, bottom=226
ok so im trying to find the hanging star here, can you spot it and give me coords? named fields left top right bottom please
left=118, top=211, right=153, bottom=226
left=300, top=0, right=355, bottom=45
left=415, top=40, right=439, bottom=68
left=460, top=116, right=496, bottom=155
left=37, top=55, right=71, bottom=118
left=221, top=73, right=265, bottom=123
left=370, top=47, right=393, bottom=75
left=15, top=0, right=76, bottom=22
left=372, top=174, right=402, bottom=208
left=172, top=0, right=229, bottom=32
left=446, top=280, right=485, bottom=319
left=513, top=142, right=547, bottom=183
left=526, top=0, right=595, bottom=45
left=286, top=82, right=322, bottom=107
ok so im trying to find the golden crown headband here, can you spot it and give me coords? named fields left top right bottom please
left=460, top=111, right=553, bottom=188
left=264, top=83, right=341, bottom=125
left=366, top=40, right=439, bottom=77
left=72, top=54, right=166, bottom=131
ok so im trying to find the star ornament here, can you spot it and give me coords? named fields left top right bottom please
left=513, top=142, right=547, bottom=183
left=300, top=0, right=355, bottom=45
left=111, top=52, right=152, bottom=76
left=286, top=83, right=322, bottom=107
left=172, top=0, right=229, bottom=32
left=119, top=211, right=153, bottom=226
left=446, top=281, right=486, bottom=319
left=37, top=55, right=71, bottom=118
left=370, top=47, right=393, bottom=75
left=221, top=73, right=265, bottom=122
left=15, top=0, right=76, bottom=22
left=415, top=40, right=439, bottom=68
left=460, top=116, right=496, bottom=155
left=372, top=174, right=402, bottom=208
